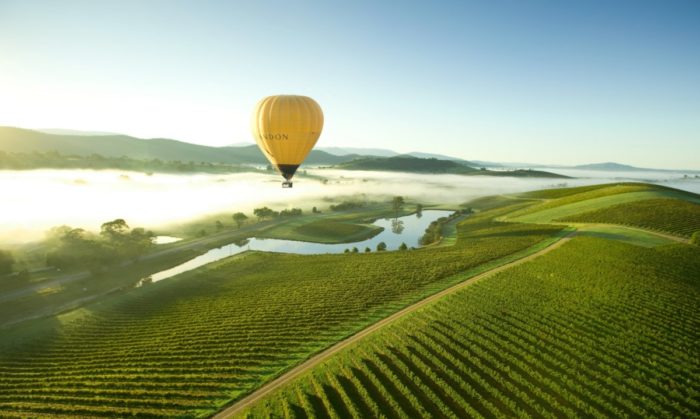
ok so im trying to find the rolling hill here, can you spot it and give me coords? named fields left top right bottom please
left=335, top=156, right=569, bottom=178
left=0, top=126, right=351, bottom=166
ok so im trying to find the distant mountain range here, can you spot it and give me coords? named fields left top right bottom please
left=1, top=127, right=695, bottom=174
left=337, top=156, right=569, bottom=178
left=0, top=127, right=354, bottom=166
left=319, top=146, right=472, bottom=163
left=573, top=162, right=654, bottom=171
left=37, top=129, right=119, bottom=136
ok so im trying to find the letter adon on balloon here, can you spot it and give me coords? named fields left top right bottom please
left=251, top=95, right=324, bottom=188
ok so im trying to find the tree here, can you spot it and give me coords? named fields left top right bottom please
left=416, top=203, right=423, bottom=218
left=46, top=228, right=111, bottom=272
left=100, top=219, right=129, bottom=241
left=253, top=207, right=277, bottom=221
left=351, top=247, right=359, bottom=253
left=376, top=242, right=387, bottom=251
left=215, top=220, right=224, bottom=231
left=364, top=247, right=371, bottom=253
left=399, top=242, right=408, bottom=251
left=280, top=208, right=302, bottom=217
left=127, top=228, right=155, bottom=260
left=0, top=249, right=14, bottom=275
left=232, top=212, right=248, bottom=229
left=392, top=196, right=405, bottom=218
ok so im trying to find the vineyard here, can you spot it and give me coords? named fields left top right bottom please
left=560, top=198, right=700, bottom=238
left=0, top=206, right=563, bottom=417
left=507, top=183, right=700, bottom=224
left=240, top=237, right=700, bottom=418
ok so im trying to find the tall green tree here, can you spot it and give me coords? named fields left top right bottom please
left=392, top=196, right=405, bottom=218
left=232, top=212, right=248, bottom=229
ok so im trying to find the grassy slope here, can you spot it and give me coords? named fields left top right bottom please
left=292, top=220, right=382, bottom=243
left=253, top=207, right=395, bottom=244
left=561, top=198, right=700, bottom=238
left=0, top=206, right=564, bottom=418
left=241, top=237, right=700, bottom=418
left=575, top=224, right=676, bottom=247
left=507, top=183, right=700, bottom=224
left=0, top=126, right=351, bottom=166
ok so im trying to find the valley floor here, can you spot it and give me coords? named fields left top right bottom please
left=0, top=182, right=698, bottom=418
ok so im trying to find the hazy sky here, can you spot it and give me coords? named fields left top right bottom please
left=1, top=0, right=698, bottom=169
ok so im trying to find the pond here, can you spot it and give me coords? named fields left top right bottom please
left=154, top=236, right=182, bottom=244
left=145, top=210, right=453, bottom=284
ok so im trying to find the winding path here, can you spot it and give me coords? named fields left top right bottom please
left=213, top=232, right=575, bottom=418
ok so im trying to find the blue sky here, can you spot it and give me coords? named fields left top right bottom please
left=1, top=0, right=698, bottom=169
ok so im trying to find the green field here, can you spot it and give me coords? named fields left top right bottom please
left=575, top=224, right=676, bottom=247
left=561, top=198, right=700, bottom=238
left=507, top=183, right=700, bottom=224
left=0, top=206, right=564, bottom=417
left=240, top=237, right=700, bottom=418
left=1, top=182, right=698, bottom=418
left=251, top=203, right=420, bottom=244
left=293, top=220, right=382, bottom=242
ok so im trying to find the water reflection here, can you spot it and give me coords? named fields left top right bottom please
left=143, top=210, right=452, bottom=284
left=391, top=219, right=405, bottom=234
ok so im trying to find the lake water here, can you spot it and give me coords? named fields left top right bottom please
left=146, top=210, right=453, bottom=283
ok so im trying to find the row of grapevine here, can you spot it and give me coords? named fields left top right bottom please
left=0, top=204, right=564, bottom=417
left=242, top=237, right=700, bottom=418
left=561, top=197, right=700, bottom=237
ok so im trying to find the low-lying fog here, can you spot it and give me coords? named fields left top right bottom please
left=1, top=168, right=698, bottom=243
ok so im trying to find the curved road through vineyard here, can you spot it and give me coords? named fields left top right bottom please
left=214, top=231, right=576, bottom=418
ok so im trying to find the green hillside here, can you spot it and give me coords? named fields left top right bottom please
left=0, top=126, right=351, bottom=166
left=508, top=183, right=700, bottom=224
left=560, top=198, right=700, bottom=238
left=0, top=182, right=698, bottom=418
left=242, top=237, right=700, bottom=418
left=336, top=156, right=478, bottom=173
left=336, top=156, right=568, bottom=178
left=0, top=206, right=564, bottom=417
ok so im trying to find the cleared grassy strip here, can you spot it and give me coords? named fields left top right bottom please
left=519, top=183, right=636, bottom=199
left=575, top=224, right=676, bottom=247
left=560, top=198, right=700, bottom=238
left=508, top=190, right=697, bottom=224
left=0, top=205, right=564, bottom=418
left=508, top=183, right=700, bottom=223
left=240, top=237, right=700, bottom=418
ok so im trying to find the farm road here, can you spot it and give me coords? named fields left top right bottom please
left=214, top=231, right=576, bottom=418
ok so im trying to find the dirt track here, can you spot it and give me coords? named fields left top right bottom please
left=213, top=232, right=575, bottom=418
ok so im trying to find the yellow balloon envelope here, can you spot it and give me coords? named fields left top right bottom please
left=251, top=95, right=324, bottom=186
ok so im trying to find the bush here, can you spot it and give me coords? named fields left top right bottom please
left=330, top=201, right=365, bottom=211
left=692, top=231, right=700, bottom=245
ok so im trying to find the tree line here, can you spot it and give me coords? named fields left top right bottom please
left=46, top=219, right=155, bottom=273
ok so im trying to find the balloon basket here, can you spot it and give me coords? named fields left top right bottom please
left=282, top=181, right=293, bottom=188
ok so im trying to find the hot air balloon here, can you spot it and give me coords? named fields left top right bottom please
left=251, top=95, right=324, bottom=188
